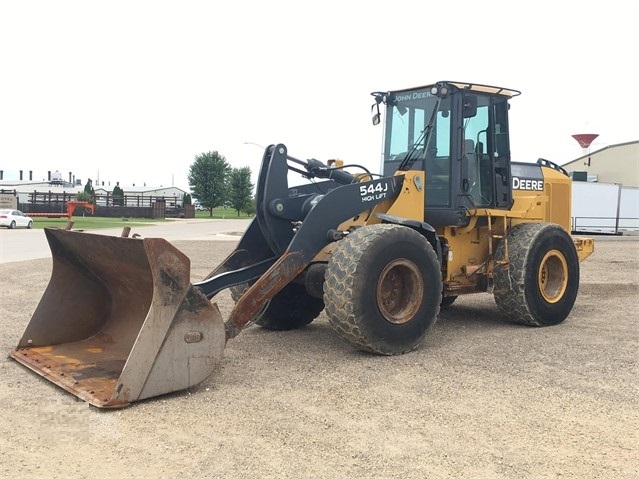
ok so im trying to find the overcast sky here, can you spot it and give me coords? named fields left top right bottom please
left=1, top=0, right=637, bottom=191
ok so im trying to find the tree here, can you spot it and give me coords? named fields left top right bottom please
left=76, top=191, right=92, bottom=203
left=83, top=179, right=95, bottom=201
left=188, top=151, right=231, bottom=216
left=75, top=191, right=94, bottom=215
left=243, top=195, right=257, bottom=216
left=227, top=167, right=254, bottom=216
left=183, top=193, right=192, bottom=206
left=112, top=183, right=124, bottom=206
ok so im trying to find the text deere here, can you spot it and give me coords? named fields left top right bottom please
left=513, top=177, right=544, bottom=191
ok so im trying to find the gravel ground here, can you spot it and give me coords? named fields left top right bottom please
left=0, top=236, right=637, bottom=479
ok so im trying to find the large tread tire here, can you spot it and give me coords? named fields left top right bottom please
left=231, top=282, right=324, bottom=331
left=324, top=224, right=442, bottom=355
left=494, top=222, right=580, bottom=326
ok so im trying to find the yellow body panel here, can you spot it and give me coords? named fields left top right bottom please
left=436, top=215, right=506, bottom=287
left=382, top=171, right=425, bottom=220
left=318, top=165, right=593, bottom=295
left=315, top=171, right=426, bottom=261
left=511, top=166, right=572, bottom=232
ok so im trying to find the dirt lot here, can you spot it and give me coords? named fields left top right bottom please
left=0, top=236, right=637, bottom=479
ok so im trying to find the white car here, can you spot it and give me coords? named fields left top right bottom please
left=0, top=209, right=34, bottom=229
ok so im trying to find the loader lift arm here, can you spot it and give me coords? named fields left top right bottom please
left=194, top=144, right=404, bottom=338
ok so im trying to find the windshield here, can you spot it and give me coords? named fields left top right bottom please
left=381, top=88, right=452, bottom=206
left=384, top=88, right=440, bottom=163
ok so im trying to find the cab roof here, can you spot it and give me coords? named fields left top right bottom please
left=394, top=81, right=521, bottom=98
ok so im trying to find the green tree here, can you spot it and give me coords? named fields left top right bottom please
left=75, top=191, right=94, bottom=215
left=112, top=182, right=124, bottom=206
left=183, top=193, right=192, bottom=206
left=242, top=195, right=257, bottom=216
left=76, top=191, right=92, bottom=203
left=83, top=179, right=95, bottom=200
left=188, top=151, right=231, bottom=216
left=228, top=167, right=254, bottom=216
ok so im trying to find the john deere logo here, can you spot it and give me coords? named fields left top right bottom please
left=513, top=177, right=544, bottom=191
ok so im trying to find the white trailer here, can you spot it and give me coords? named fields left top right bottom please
left=571, top=181, right=639, bottom=234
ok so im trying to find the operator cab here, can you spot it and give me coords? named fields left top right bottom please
left=371, top=81, right=520, bottom=227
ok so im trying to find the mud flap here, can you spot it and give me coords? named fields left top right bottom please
left=10, top=228, right=226, bottom=408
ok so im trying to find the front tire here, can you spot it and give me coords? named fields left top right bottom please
left=27, top=221, right=33, bottom=229
left=324, top=224, right=442, bottom=355
left=494, top=222, right=580, bottom=326
left=231, top=282, right=324, bottom=331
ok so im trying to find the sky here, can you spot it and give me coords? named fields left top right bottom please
left=1, top=0, right=638, bottom=192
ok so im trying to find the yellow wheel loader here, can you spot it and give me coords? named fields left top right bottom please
left=10, top=81, right=594, bottom=408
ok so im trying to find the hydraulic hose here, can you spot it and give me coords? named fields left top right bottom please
left=305, top=158, right=357, bottom=185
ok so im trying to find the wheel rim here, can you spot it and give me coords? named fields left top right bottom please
left=538, top=249, right=568, bottom=303
left=376, top=258, right=424, bottom=324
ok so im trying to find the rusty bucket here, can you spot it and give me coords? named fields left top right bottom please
left=10, top=228, right=226, bottom=408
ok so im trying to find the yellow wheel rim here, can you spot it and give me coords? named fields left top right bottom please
left=538, top=250, right=568, bottom=303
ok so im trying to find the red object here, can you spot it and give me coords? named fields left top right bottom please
left=572, top=134, right=599, bottom=149
left=66, top=201, right=94, bottom=218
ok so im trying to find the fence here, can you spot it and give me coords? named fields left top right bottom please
left=19, top=192, right=194, bottom=219
left=572, top=216, right=639, bottom=235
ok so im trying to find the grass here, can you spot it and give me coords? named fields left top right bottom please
left=30, top=207, right=254, bottom=229
left=194, top=207, right=253, bottom=220
left=31, top=216, right=163, bottom=230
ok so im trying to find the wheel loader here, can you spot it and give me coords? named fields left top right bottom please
left=10, top=81, right=594, bottom=408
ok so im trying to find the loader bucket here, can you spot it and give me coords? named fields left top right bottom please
left=10, top=228, right=226, bottom=408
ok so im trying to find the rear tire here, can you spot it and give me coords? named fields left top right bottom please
left=230, top=282, right=324, bottom=331
left=324, top=224, right=441, bottom=355
left=9, top=221, right=15, bottom=229
left=494, top=222, right=580, bottom=326
left=27, top=221, right=33, bottom=229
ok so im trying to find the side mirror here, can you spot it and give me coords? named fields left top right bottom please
left=371, top=102, right=381, bottom=125
left=463, top=95, right=477, bottom=118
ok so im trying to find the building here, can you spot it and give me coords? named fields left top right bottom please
left=561, top=140, right=639, bottom=187
left=561, top=140, right=639, bottom=234
left=93, top=184, right=188, bottom=208
left=0, top=179, right=84, bottom=210
left=0, top=180, right=187, bottom=208
left=0, top=177, right=188, bottom=216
